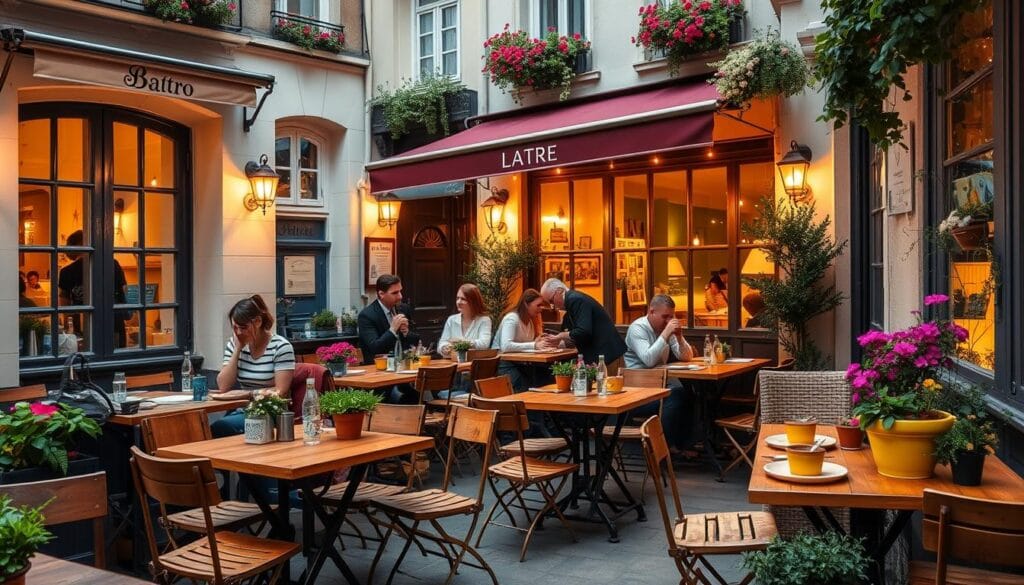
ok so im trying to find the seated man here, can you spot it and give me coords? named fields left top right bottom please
left=623, top=294, right=699, bottom=459
left=358, top=274, right=421, bottom=403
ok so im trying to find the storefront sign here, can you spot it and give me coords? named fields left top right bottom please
left=365, top=238, right=396, bottom=287
left=283, top=255, right=316, bottom=296
left=887, top=121, right=914, bottom=216
left=500, top=144, right=558, bottom=170
left=276, top=219, right=323, bottom=240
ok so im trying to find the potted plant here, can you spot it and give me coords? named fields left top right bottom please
left=743, top=532, right=869, bottom=585
left=0, top=496, right=52, bottom=585
left=340, top=307, right=358, bottom=336
left=632, top=0, right=744, bottom=76
left=272, top=17, right=345, bottom=53
left=709, top=29, right=808, bottom=108
left=309, top=309, right=338, bottom=338
left=937, top=200, right=993, bottom=253
left=315, top=341, right=360, bottom=377
left=464, top=236, right=540, bottom=335
left=934, top=386, right=998, bottom=486
left=243, top=394, right=287, bottom=445
left=482, top=25, right=591, bottom=102
left=718, top=342, right=732, bottom=360
left=551, top=361, right=575, bottom=392
left=451, top=340, right=473, bottom=364
left=835, top=417, right=865, bottom=450
left=320, top=389, right=382, bottom=440
left=18, top=317, right=47, bottom=357
left=369, top=76, right=478, bottom=157
left=847, top=294, right=964, bottom=479
left=142, top=0, right=236, bottom=28
left=0, top=402, right=102, bottom=482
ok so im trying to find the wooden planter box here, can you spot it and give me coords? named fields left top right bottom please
left=372, top=89, right=478, bottom=157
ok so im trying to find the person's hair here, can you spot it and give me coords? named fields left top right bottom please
left=514, top=288, right=544, bottom=337
left=708, top=273, right=726, bottom=290
left=742, top=291, right=765, bottom=315
left=540, top=278, right=568, bottom=298
left=26, top=271, right=39, bottom=280
left=66, top=230, right=84, bottom=246
left=376, top=274, right=401, bottom=294
left=649, top=294, right=675, bottom=310
left=228, top=294, right=274, bottom=331
left=718, top=267, right=729, bottom=275
left=458, top=283, right=487, bottom=318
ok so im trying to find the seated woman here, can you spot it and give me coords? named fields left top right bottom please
left=212, top=294, right=295, bottom=437
left=438, top=284, right=493, bottom=357
left=493, top=288, right=554, bottom=391
left=704, top=273, right=728, bottom=311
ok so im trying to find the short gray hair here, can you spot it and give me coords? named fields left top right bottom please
left=540, top=278, right=568, bottom=297
left=649, top=294, right=675, bottom=310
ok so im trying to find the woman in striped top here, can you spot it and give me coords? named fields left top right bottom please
left=212, top=294, right=295, bottom=437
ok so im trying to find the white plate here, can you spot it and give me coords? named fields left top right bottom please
left=397, top=370, right=418, bottom=374
left=764, top=433, right=837, bottom=450
left=764, top=460, right=849, bottom=484
left=667, top=364, right=704, bottom=370
left=724, top=357, right=755, bottom=363
left=517, top=349, right=539, bottom=353
left=148, top=394, right=194, bottom=405
left=341, top=369, right=366, bottom=375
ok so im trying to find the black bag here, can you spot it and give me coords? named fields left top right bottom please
left=57, top=352, right=115, bottom=423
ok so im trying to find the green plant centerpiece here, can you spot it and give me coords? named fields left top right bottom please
left=310, top=309, right=338, bottom=337
left=0, top=402, right=102, bottom=476
left=709, top=29, right=808, bottom=107
left=320, top=389, right=382, bottom=440
left=0, top=495, right=53, bottom=583
left=464, top=236, right=540, bottom=335
left=243, top=394, right=287, bottom=445
left=369, top=75, right=467, bottom=140
left=741, top=196, right=847, bottom=370
left=450, top=340, right=473, bottom=363
left=632, top=0, right=744, bottom=76
left=934, top=386, right=998, bottom=486
left=482, top=25, right=591, bottom=101
left=742, top=532, right=869, bottom=585
left=551, top=361, right=574, bottom=392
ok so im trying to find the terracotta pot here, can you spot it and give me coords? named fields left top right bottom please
left=866, top=411, right=956, bottom=479
left=951, top=220, right=989, bottom=251
left=331, top=412, right=366, bottom=440
left=3, top=562, right=29, bottom=585
left=835, top=425, right=865, bottom=450
left=555, top=375, right=572, bottom=392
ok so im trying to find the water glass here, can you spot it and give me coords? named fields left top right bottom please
left=192, top=375, right=208, bottom=401
left=112, top=372, right=127, bottom=403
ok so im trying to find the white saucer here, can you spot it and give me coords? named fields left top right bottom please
left=764, top=460, right=849, bottom=484
left=149, top=394, right=193, bottom=404
left=724, top=358, right=755, bottom=363
left=764, top=433, right=837, bottom=450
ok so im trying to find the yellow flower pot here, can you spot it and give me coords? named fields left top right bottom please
left=866, top=411, right=956, bottom=479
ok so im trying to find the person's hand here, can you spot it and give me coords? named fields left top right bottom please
left=663, top=318, right=680, bottom=339
left=390, top=314, right=407, bottom=334
left=535, top=335, right=557, bottom=350
left=231, top=331, right=245, bottom=354
left=399, top=318, right=410, bottom=335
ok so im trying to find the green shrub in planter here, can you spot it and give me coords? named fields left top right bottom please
left=0, top=495, right=52, bottom=581
left=742, top=532, right=869, bottom=585
left=369, top=75, right=467, bottom=140
left=550, top=361, right=575, bottom=377
left=310, top=309, right=338, bottom=331
left=320, top=389, right=382, bottom=416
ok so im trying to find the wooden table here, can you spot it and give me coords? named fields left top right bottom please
left=749, top=424, right=1024, bottom=584
left=27, top=554, right=149, bottom=584
left=107, top=391, right=247, bottom=426
left=662, top=358, right=772, bottom=382
left=334, top=360, right=470, bottom=389
left=496, top=386, right=668, bottom=542
left=158, top=429, right=433, bottom=585
left=499, top=349, right=578, bottom=364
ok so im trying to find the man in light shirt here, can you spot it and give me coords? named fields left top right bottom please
left=624, top=294, right=698, bottom=458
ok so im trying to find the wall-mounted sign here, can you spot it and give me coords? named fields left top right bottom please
left=283, top=255, right=315, bottom=296
left=365, top=237, right=396, bottom=287
left=887, top=121, right=914, bottom=216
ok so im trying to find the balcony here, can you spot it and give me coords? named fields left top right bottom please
left=269, top=10, right=345, bottom=54
left=78, top=0, right=243, bottom=31
left=371, top=88, right=479, bottom=158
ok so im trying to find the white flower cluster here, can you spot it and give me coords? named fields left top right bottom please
left=937, top=209, right=972, bottom=235
left=709, top=31, right=807, bottom=106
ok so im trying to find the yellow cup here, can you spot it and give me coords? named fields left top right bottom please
left=605, top=376, right=624, bottom=393
left=786, top=445, right=825, bottom=476
left=784, top=420, right=817, bottom=445
left=374, top=355, right=388, bottom=371
left=419, top=355, right=432, bottom=367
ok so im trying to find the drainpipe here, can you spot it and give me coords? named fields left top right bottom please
left=478, top=0, right=489, bottom=120
left=362, top=0, right=372, bottom=303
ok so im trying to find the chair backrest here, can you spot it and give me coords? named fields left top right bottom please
left=443, top=405, right=497, bottom=504
left=415, top=363, right=459, bottom=398
left=365, top=403, right=425, bottom=436
left=140, top=410, right=212, bottom=454
left=474, top=375, right=514, bottom=399
left=758, top=370, right=851, bottom=425
left=468, top=355, right=501, bottom=383
left=622, top=368, right=667, bottom=388
left=0, top=384, right=48, bottom=403
left=640, top=415, right=685, bottom=556
left=749, top=358, right=797, bottom=423
left=5, top=471, right=108, bottom=568
left=126, top=371, right=174, bottom=391
left=291, top=363, right=335, bottom=419
left=921, top=489, right=1024, bottom=583
left=299, top=354, right=321, bottom=364
left=469, top=395, right=531, bottom=474
left=467, top=348, right=499, bottom=361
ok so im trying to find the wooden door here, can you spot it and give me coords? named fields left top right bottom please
left=396, top=192, right=475, bottom=348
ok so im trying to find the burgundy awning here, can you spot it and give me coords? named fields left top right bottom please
left=365, top=80, right=718, bottom=193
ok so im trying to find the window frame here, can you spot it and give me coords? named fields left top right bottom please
left=414, top=0, right=461, bottom=80
left=274, top=0, right=329, bottom=21
left=17, top=102, right=192, bottom=373
left=532, top=0, right=589, bottom=38
left=274, top=126, right=327, bottom=208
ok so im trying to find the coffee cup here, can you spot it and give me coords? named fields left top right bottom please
left=786, top=444, right=826, bottom=476
left=784, top=419, right=817, bottom=445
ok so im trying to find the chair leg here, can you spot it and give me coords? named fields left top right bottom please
left=366, top=517, right=396, bottom=585
left=384, top=519, right=420, bottom=585
left=432, top=516, right=498, bottom=585
left=521, top=478, right=577, bottom=562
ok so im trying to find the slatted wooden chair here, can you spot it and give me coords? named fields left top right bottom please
left=427, top=355, right=501, bottom=409
left=126, top=371, right=174, bottom=392
left=413, top=363, right=460, bottom=466
left=5, top=472, right=108, bottom=568
left=0, top=383, right=48, bottom=404
left=473, top=375, right=569, bottom=458
left=139, top=410, right=270, bottom=545
left=641, top=415, right=777, bottom=585
left=129, top=447, right=300, bottom=585
left=714, top=358, right=795, bottom=481
left=466, top=348, right=499, bottom=361
left=908, top=489, right=1024, bottom=585
left=469, top=395, right=578, bottom=561
left=602, top=368, right=668, bottom=487
left=368, top=405, right=500, bottom=585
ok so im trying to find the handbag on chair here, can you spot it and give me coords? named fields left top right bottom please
left=57, top=352, right=115, bottom=423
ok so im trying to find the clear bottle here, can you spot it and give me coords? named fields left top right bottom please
left=713, top=335, right=724, bottom=363
left=112, top=372, right=127, bottom=404
left=703, top=334, right=712, bottom=364
left=302, top=378, right=322, bottom=446
left=595, top=355, right=608, bottom=396
left=390, top=337, right=402, bottom=372
left=181, top=351, right=193, bottom=393
left=572, top=355, right=589, bottom=397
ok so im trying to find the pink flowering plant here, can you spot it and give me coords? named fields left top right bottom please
left=273, top=18, right=346, bottom=53
left=143, top=0, right=236, bottom=27
left=709, top=29, right=808, bottom=107
left=847, top=294, right=968, bottom=431
left=0, top=402, right=101, bottom=474
left=316, top=342, right=360, bottom=365
left=633, top=0, right=744, bottom=76
left=482, top=25, right=591, bottom=102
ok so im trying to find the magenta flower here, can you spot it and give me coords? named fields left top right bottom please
left=29, top=402, right=59, bottom=417
left=891, top=342, right=917, bottom=358
left=923, top=294, right=949, bottom=306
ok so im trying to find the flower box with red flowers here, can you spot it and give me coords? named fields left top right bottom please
left=482, top=25, right=591, bottom=102
left=143, top=0, right=237, bottom=28
left=272, top=15, right=345, bottom=54
left=632, top=0, right=745, bottom=76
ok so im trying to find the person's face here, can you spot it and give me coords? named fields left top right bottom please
left=379, top=283, right=403, bottom=308
left=708, top=282, right=721, bottom=294
left=526, top=297, right=546, bottom=318
left=545, top=287, right=566, bottom=309
left=456, top=290, right=469, bottom=315
left=720, top=273, right=729, bottom=285
left=647, top=305, right=675, bottom=333
left=27, top=275, right=38, bottom=286
left=232, top=318, right=259, bottom=343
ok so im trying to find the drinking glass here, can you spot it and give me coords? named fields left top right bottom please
left=112, top=372, right=127, bottom=403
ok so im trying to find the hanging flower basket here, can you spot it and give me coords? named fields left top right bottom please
left=950, top=219, right=989, bottom=251
left=632, top=0, right=744, bottom=76
left=482, top=25, right=591, bottom=103
left=709, top=29, right=808, bottom=108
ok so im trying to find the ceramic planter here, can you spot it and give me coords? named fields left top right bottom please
left=835, top=425, right=865, bottom=450
left=555, top=375, right=572, bottom=392
left=951, top=220, right=989, bottom=251
left=341, top=325, right=357, bottom=336
left=244, top=415, right=275, bottom=444
left=331, top=412, right=366, bottom=440
left=455, top=350, right=469, bottom=364
left=866, top=411, right=956, bottom=479
left=951, top=450, right=986, bottom=486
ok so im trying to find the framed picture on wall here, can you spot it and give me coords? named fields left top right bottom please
left=578, top=235, right=592, bottom=249
left=619, top=251, right=647, bottom=307
left=543, top=256, right=570, bottom=280
left=365, top=237, right=396, bottom=287
left=549, top=227, right=568, bottom=243
left=573, top=254, right=602, bottom=286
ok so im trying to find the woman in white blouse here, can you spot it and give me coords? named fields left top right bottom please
left=438, top=284, right=493, bottom=357
left=494, top=288, right=555, bottom=391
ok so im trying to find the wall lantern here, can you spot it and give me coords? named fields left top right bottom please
left=481, top=188, right=510, bottom=234
left=113, top=197, right=125, bottom=235
left=243, top=154, right=280, bottom=215
left=376, top=192, right=400, bottom=228
left=776, top=140, right=813, bottom=203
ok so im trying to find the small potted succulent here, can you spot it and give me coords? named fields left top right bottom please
left=309, top=309, right=339, bottom=338
left=451, top=340, right=473, bottom=363
left=316, top=341, right=360, bottom=377
left=243, top=393, right=287, bottom=445
left=835, top=417, right=865, bottom=450
left=934, top=386, right=999, bottom=486
left=743, top=532, right=869, bottom=585
left=0, top=496, right=52, bottom=585
left=550, top=361, right=575, bottom=392
left=320, top=389, right=382, bottom=440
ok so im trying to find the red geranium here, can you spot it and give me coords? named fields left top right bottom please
left=482, top=25, right=591, bottom=102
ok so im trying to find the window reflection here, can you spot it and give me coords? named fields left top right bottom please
left=652, top=171, right=686, bottom=247
left=692, top=167, right=727, bottom=245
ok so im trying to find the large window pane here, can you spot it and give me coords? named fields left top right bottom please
left=150, top=309, right=177, bottom=347
left=948, top=2, right=993, bottom=89
left=299, top=138, right=318, bottom=169
left=148, top=254, right=177, bottom=303
left=113, top=122, right=139, bottom=186
left=947, top=77, right=993, bottom=158
left=738, top=163, right=774, bottom=242
left=20, top=252, right=53, bottom=308
left=19, top=314, right=52, bottom=357
left=739, top=248, right=773, bottom=329
left=300, top=171, right=318, bottom=200
left=573, top=178, right=603, bottom=250
left=57, top=312, right=91, bottom=356
left=114, top=191, right=139, bottom=248
left=57, top=118, right=89, bottom=182
left=571, top=254, right=604, bottom=306
left=144, top=130, right=175, bottom=188
left=615, top=175, right=648, bottom=246
left=539, top=181, right=570, bottom=252
left=275, top=137, right=291, bottom=199
left=145, top=192, right=175, bottom=248
left=120, top=309, right=141, bottom=350
left=57, top=187, right=90, bottom=247
left=692, top=167, right=727, bottom=245
left=19, top=184, right=52, bottom=247
left=693, top=249, right=728, bottom=329
left=18, top=119, right=50, bottom=180
left=651, top=171, right=685, bottom=247
left=652, top=251, right=688, bottom=327
left=57, top=251, right=91, bottom=307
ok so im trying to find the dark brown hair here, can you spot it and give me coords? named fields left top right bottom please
left=376, top=274, right=401, bottom=294
left=459, top=283, right=487, bottom=318
left=229, top=294, right=274, bottom=331
left=515, top=288, right=544, bottom=338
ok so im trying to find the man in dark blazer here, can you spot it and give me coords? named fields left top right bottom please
left=358, top=274, right=421, bottom=403
left=540, top=277, right=627, bottom=372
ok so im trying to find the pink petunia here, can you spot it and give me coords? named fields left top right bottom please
left=30, top=402, right=59, bottom=417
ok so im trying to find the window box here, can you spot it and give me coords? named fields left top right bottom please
left=270, top=10, right=345, bottom=54
left=371, top=89, right=478, bottom=158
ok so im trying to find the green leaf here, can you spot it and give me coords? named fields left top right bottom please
left=883, top=416, right=896, bottom=430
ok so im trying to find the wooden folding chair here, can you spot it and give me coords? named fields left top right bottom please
left=5, top=471, right=108, bottom=568
left=413, top=363, right=460, bottom=466
left=466, top=348, right=499, bottom=361
left=0, top=383, right=48, bottom=404
left=473, top=375, right=568, bottom=458
left=427, top=355, right=500, bottom=409
left=641, top=415, right=777, bottom=585
left=602, top=368, right=668, bottom=487
left=469, top=395, right=578, bottom=561
left=140, top=410, right=270, bottom=545
left=909, top=489, right=1024, bottom=584
left=129, top=446, right=300, bottom=585
left=368, top=405, right=500, bottom=585
left=126, top=371, right=174, bottom=392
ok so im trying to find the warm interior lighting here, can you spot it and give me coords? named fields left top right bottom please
left=149, top=176, right=158, bottom=187
left=777, top=140, right=813, bottom=203
left=113, top=197, right=125, bottom=234
left=243, top=154, right=280, bottom=215
left=542, top=206, right=569, bottom=227
left=481, top=188, right=510, bottom=234
left=742, top=247, right=773, bottom=275
left=555, top=168, right=562, bottom=175
left=692, top=235, right=701, bottom=246
left=706, top=149, right=714, bottom=159
left=667, top=256, right=686, bottom=277
left=376, top=192, right=400, bottom=228
left=608, top=161, right=615, bottom=169
left=652, top=156, right=661, bottom=165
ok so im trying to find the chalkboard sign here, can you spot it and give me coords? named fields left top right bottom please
left=125, top=284, right=159, bottom=304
